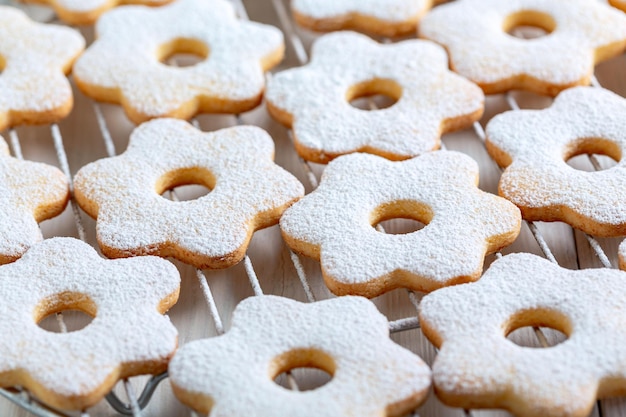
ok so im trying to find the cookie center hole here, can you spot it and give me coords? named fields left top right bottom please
left=158, top=38, right=209, bottom=67
left=504, top=10, right=556, bottom=39
left=157, top=167, right=215, bottom=201
left=35, top=292, right=96, bottom=333
left=564, top=138, right=621, bottom=172
left=270, top=349, right=335, bottom=392
left=347, top=78, right=402, bottom=111
left=505, top=308, right=570, bottom=348
left=371, top=201, right=432, bottom=235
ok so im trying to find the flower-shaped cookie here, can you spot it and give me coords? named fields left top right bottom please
left=0, top=6, right=85, bottom=131
left=0, top=138, right=69, bottom=264
left=21, top=0, right=173, bottom=25
left=486, top=87, right=626, bottom=237
left=0, top=237, right=179, bottom=410
left=74, top=118, right=304, bottom=269
left=610, top=0, right=626, bottom=13
left=280, top=151, right=521, bottom=298
left=266, top=32, right=484, bottom=164
left=291, top=0, right=440, bottom=37
left=420, top=252, right=626, bottom=417
left=170, top=295, right=431, bottom=416
left=419, top=0, right=626, bottom=96
left=73, top=0, right=284, bottom=124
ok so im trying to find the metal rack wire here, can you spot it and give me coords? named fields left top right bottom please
left=0, top=0, right=624, bottom=416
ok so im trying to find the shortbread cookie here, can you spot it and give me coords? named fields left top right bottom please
left=0, top=138, right=69, bottom=264
left=266, top=32, right=484, bottom=164
left=0, top=237, right=179, bottom=410
left=486, top=87, right=626, bottom=237
left=280, top=151, right=521, bottom=298
left=74, top=119, right=304, bottom=269
left=0, top=6, right=85, bottom=131
left=20, top=0, right=173, bottom=25
left=610, top=0, right=626, bottom=13
left=292, top=0, right=439, bottom=37
left=419, top=0, right=626, bottom=96
left=419, top=252, right=626, bottom=417
left=73, top=0, right=284, bottom=124
left=170, top=295, right=431, bottom=416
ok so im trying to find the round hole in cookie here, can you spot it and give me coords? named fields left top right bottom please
left=505, top=308, right=571, bottom=348
left=347, top=78, right=402, bottom=111
left=270, top=348, right=336, bottom=391
left=157, top=167, right=215, bottom=201
left=503, top=10, right=556, bottom=39
left=371, top=200, right=432, bottom=235
left=35, top=292, right=96, bottom=333
left=158, top=38, right=209, bottom=68
left=564, top=138, right=621, bottom=172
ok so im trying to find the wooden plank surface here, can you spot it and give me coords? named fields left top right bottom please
left=0, top=0, right=625, bottom=416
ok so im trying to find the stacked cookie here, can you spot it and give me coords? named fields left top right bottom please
left=1, top=0, right=626, bottom=416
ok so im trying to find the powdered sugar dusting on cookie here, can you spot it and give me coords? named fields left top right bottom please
left=419, top=0, right=626, bottom=95
left=0, top=237, right=179, bottom=409
left=486, top=87, right=626, bottom=236
left=266, top=31, right=484, bottom=163
left=292, top=0, right=426, bottom=22
left=279, top=151, right=521, bottom=297
left=73, top=0, right=284, bottom=123
left=73, top=119, right=304, bottom=269
left=170, top=295, right=431, bottom=416
left=0, top=6, right=85, bottom=130
left=0, top=137, right=69, bottom=264
left=45, top=0, right=166, bottom=12
left=419, top=252, right=626, bottom=416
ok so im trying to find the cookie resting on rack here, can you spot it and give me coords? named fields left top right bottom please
left=279, top=151, right=521, bottom=298
left=0, top=6, right=85, bottom=132
left=19, top=0, right=173, bottom=25
left=419, top=0, right=626, bottom=96
left=73, top=0, right=284, bottom=124
left=266, top=31, right=484, bottom=164
left=0, top=237, right=179, bottom=410
left=291, top=0, right=441, bottom=37
left=486, top=87, right=626, bottom=237
left=0, top=138, right=69, bottom=264
left=419, top=252, right=626, bottom=417
left=170, top=295, right=431, bottom=416
left=73, top=118, right=304, bottom=269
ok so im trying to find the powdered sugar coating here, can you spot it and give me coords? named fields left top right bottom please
left=0, top=237, right=179, bottom=410
left=74, top=118, right=304, bottom=269
left=419, top=0, right=626, bottom=96
left=0, top=6, right=85, bottom=131
left=610, top=0, right=626, bottom=13
left=73, top=0, right=284, bottom=124
left=20, top=0, right=172, bottom=25
left=170, top=295, right=431, bottom=416
left=419, top=252, right=626, bottom=417
left=0, top=138, right=69, bottom=264
left=486, top=87, right=626, bottom=237
left=279, top=151, right=521, bottom=298
left=292, top=0, right=435, bottom=36
left=266, top=32, right=484, bottom=164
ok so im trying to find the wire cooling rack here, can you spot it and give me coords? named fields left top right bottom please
left=0, top=0, right=625, bottom=416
